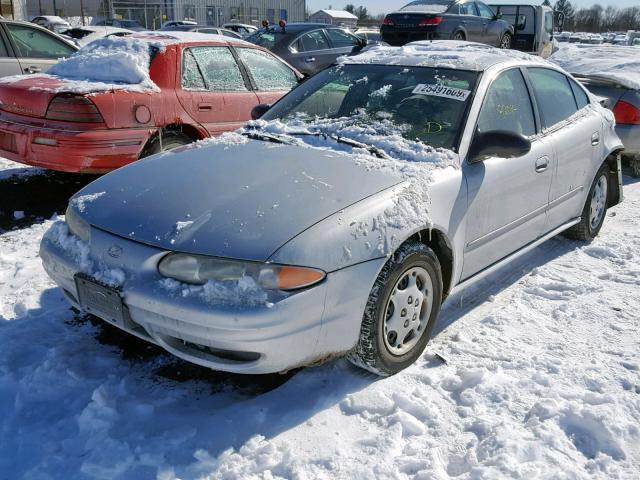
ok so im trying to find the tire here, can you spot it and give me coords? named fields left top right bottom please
left=563, top=164, right=609, bottom=241
left=630, top=156, right=640, bottom=178
left=500, top=32, right=512, bottom=49
left=140, top=131, right=193, bottom=159
left=348, top=241, right=443, bottom=376
left=453, top=31, right=466, bottom=41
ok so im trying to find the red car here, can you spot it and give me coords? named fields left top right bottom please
left=0, top=33, right=301, bottom=173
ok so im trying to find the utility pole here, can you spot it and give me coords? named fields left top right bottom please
left=80, top=0, right=86, bottom=25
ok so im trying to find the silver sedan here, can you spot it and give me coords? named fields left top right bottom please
left=40, top=42, right=623, bottom=376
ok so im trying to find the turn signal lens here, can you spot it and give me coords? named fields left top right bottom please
left=46, top=94, right=104, bottom=123
left=612, top=100, right=640, bottom=125
left=277, top=266, right=326, bottom=290
left=418, top=16, right=443, bottom=26
left=158, top=253, right=325, bottom=291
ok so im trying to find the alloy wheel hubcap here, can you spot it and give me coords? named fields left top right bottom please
left=589, top=175, right=607, bottom=230
left=383, top=266, right=433, bottom=355
left=501, top=35, right=511, bottom=48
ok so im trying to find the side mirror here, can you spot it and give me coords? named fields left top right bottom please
left=495, top=12, right=503, bottom=20
left=251, top=103, right=271, bottom=120
left=468, top=130, right=532, bottom=162
left=357, top=37, right=367, bottom=48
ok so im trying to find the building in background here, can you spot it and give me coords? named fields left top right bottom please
left=308, top=9, right=357, bottom=28
left=21, top=0, right=305, bottom=30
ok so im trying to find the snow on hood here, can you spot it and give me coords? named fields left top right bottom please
left=342, top=41, right=540, bottom=71
left=550, top=44, right=640, bottom=90
left=0, top=36, right=163, bottom=93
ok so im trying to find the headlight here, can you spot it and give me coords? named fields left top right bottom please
left=65, top=205, right=90, bottom=242
left=158, top=253, right=325, bottom=291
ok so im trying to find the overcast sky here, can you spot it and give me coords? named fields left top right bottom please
left=307, top=1, right=640, bottom=16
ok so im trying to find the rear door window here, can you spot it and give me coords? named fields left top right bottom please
left=236, top=48, right=298, bottom=90
left=528, top=67, right=579, bottom=128
left=476, top=3, right=495, bottom=19
left=460, top=2, right=478, bottom=16
left=6, top=24, right=75, bottom=59
left=183, top=46, right=248, bottom=91
left=296, top=30, right=330, bottom=52
left=477, top=68, right=536, bottom=137
left=325, top=29, right=360, bottom=48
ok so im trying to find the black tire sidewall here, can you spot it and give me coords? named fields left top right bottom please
left=371, top=247, right=443, bottom=374
left=585, top=166, right=609, bottom=238
left=140, top=132, right=192, bottom=159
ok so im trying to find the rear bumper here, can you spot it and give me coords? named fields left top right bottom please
left=616, top=124, right=640, bottom=157
left=39, top=222, right=385, bottom=373
left=0, top=118, right=152, bottom=173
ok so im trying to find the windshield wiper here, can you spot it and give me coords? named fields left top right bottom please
left=292, top=131, right=391, bottom=159
left=241, top=130, right=296, bottom=145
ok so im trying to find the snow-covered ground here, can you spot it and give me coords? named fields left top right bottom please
left=1, top=157, right=639, bottom=479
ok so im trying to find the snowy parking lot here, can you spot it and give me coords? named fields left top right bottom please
left=1, top=157, right=638, bottom=479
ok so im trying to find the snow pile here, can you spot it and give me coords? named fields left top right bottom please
left=0, top=36, right=163, bottom=93
left=550, top=44, right=640, bottom=89
left=343, top=40, right=540, bottom=70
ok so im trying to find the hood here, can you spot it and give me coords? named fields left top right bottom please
left=73, top=139, right=402, bottom=262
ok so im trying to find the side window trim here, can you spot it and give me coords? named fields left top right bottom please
left=520, top=67, right=542, bottom=135
left=228, top=46, right=258, bottom=91
left=181, top=47, right=207, bottom=90
left=0, top=24, right=16, bottom=59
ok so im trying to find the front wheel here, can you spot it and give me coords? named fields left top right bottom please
left=500, top=32, right=512, bottom=49
left=348, top=242, right=443, bottom=376
left=563, top=164, right=609, bottom=241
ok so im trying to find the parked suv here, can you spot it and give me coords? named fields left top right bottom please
left=381, top=0, right=513, bottom=47
left=246, top=23, right=366, bottom=76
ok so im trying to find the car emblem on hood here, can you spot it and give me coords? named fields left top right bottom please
left=107, top=245, right=123, bottom=258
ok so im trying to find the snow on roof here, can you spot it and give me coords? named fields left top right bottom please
left=550, top=44, right=640, bottom=90
left=312, top=9, right=359, bottom=20
left=341, top=41, right=544, bottom=71
left=128, top=31, right=250, bottom=46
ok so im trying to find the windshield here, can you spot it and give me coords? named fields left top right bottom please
left=262, top=64, right=478, bottom=151
left=400, top=0, right=451, bottom=13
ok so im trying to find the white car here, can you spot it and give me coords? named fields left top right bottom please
left=162, top=20, right=198, bottom=28
left=31, top=15, right=70, bottom=34
left=61, top=26, right=133, bottom=46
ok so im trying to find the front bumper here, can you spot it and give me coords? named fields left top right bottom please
left=0, top=118, right=151, bottom=173
left=40, top=223, right=385, bottom=373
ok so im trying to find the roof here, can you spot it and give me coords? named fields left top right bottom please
left=340, top=41, right=546, bottom=71
left=311, top=9, right=359, bottom=20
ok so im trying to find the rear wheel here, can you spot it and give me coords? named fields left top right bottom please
left=500, top=32, right=512, bottom=49
left=348, top=242, right=443, bottom=376
left=563, top=164, right=609, bottom=241
left=140, top=131, right=193, bottom=159
left=453, top=31, right=466, bottom=41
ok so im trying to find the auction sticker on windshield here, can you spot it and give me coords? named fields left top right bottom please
left=412, top=84, right=471, bottom=101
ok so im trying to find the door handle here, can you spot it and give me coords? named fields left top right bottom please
left=591, top=132, right=600, bottom=146
left=304, top=56, right=316, bottom=63
left=535, top=156, right=549, bottom=173
left=198, top=103, right=212, bottom=111
left=24, top=66, right=41, bottom=74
